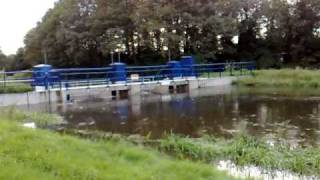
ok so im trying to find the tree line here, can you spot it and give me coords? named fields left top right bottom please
left=2, top=0, right=320, bottom=70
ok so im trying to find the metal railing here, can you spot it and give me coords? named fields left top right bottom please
left=194, top=61, right=255, bottom=78
left=0, top=70, right=34, bottom=93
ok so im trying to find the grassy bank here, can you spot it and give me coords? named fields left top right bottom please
left=234, top=69, right=320, bottom=88
left=159, top=135, right=320, bottom=176
left=0, top=112, right=233, bottom=180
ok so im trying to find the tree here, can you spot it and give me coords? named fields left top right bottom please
left=19, top=0, right=320, bottom=69
left=0, top=48, right=6, bottom=70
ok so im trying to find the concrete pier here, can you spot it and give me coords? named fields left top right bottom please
left=0, top=77, right=237, bottom=107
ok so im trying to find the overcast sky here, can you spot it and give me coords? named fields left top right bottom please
left=0, top=0, right=57, bottom=55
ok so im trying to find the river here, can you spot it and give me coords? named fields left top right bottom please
left=19, top=86, right=320, bottom=147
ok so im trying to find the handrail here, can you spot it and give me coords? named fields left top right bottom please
left=55, top=67, right=112, bottom=72
left=126, top=65, right=168, bottom=69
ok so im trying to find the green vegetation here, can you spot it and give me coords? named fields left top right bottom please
left=0, top=111, right=233, bottom=180
left=2, top=0, right=315, bottom=69
left=159, top=135, right=320, bottom=176
left=0, top=83, right=33, bottom=94
left=234, top=69, right=320, bottom=88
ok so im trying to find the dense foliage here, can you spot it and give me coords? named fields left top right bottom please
left=3, top=0, right=320, bottom=69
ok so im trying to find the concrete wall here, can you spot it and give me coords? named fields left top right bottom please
left=0, top=77, right=237, bottom=107
left=198, top=77, right=236, bottom=88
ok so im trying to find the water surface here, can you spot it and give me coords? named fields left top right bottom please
left=21, top=86, right=320, bottom=146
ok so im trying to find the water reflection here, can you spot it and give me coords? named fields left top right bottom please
left=18, top=86, right=320, bottom=146
left=217, top=160, right=318, bottom=180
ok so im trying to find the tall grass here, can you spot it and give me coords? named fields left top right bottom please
left=0, top=107, right=61, bottom=127
left=0, top=112, right=234, bottom=180
left=234, top=69, right=320, bottom=88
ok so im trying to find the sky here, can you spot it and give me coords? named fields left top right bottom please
left=0, top=0, right=57, bottom=55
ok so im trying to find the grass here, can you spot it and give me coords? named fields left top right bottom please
left=0, top=111, right=234, bottom=180
left=234, top=69, right=320, bottom=88
left=0, top=83, right=33, bottom=94
left=159, top=134, right=320, bottom=176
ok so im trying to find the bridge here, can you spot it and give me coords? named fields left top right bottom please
left=0, top=56, right=255, bottom=106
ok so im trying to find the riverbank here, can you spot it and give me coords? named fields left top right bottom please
left=0, top=110, right=233, bottom=180
left=234, top=69, right=320, bottom=88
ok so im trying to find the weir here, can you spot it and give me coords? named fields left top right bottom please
left=0, top=56, right=255, bottom=106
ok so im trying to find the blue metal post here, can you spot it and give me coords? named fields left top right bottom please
left=247, top=62, right=255, bottom=75
left=167, top=61, right=182, bottom=79
left=180, top=56, right=195, bottom=77
left=32, top=64, right=52, bottom=90
left=110, top=63, right=127, bottom=83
